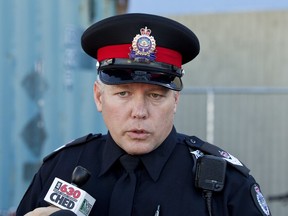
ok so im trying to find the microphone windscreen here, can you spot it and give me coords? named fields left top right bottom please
left=49, top=210, right=77, bottom=216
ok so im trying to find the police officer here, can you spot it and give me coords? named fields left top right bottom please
left=17, top=13, right=271, bottom=216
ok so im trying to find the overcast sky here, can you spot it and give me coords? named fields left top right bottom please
left=128, top=0, right=288, bottom=15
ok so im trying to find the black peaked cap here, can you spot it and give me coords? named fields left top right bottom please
left=81, top=13, right=200, bottom=91
left=81, top=13, right=200, bottom=65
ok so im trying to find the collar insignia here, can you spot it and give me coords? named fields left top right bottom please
left=219, top=150, right=243, bottom=166
left=129, top=26, right=156, bottom=63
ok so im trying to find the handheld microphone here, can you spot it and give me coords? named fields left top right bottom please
left=44, top=166, right=96, bottom=216
left=50, top=210, right=77, bottom=216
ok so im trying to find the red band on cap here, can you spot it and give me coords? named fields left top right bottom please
left=97, top=44, right=182, bottom=68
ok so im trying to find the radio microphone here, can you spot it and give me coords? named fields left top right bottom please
left=195, top=155, right=226, bottom=191
left=44, top=166, right=96, bottom=216
left=195, top=155, right=227, bottom=216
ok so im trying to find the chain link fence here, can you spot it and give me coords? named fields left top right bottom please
left=175, top=86, right=288, bottom=216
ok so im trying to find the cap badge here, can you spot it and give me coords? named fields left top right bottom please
left=129, top=26, right=156, bottom=63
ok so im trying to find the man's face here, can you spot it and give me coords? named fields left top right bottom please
left=94, top=81, right=180, bottom=155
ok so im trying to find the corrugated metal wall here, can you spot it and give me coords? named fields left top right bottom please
left=172, top=11, right=288, bottom=216
left=0, top=0, right=121, bottom=212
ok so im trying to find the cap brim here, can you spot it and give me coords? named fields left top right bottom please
left=99, top=69, right=183, bottom=91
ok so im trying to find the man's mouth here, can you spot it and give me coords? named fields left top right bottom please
left=133, top=129, right=146, bottom=133
left=127, top=129, right=150, bottom=139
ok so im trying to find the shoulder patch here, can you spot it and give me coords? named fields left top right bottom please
left=185, top=135, right=250, bottom=177
left=43, top=133, right=102, bottom=162
left=251, top=184, right=271, bottom=215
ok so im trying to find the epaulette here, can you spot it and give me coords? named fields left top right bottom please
left=185, top=135, right=250, bottom=177
left=43, top=133, right=102, bottom=162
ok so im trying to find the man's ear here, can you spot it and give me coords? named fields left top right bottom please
left=173, top=91, right=180, bottom=114
left=93, top=81, right=103, bottom=112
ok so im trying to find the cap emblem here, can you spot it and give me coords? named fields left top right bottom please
left=129, top=27, right=156, bottom=63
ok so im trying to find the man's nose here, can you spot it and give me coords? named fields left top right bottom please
left=131, top=96, right=148, bottom=119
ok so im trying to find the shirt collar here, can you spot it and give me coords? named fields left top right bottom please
left=98, top=132, right=125, bottom=177
left=98, top=127, right=178, bottom=182
left=140, top=127, right=177, bottom=182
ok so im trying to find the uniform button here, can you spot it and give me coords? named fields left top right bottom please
left=190, top=138, right=196, bottom=144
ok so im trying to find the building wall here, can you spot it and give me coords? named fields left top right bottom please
left=171, top=10, right=288, bottom=216
left=172, top=10, right=288, bottom=87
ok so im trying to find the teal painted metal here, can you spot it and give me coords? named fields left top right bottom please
left=0, top=0, right=16, bottom=212
left=0, top=0, right=116, bottom=211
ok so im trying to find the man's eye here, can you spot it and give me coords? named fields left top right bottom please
left=118, top=91, right=128, bottom=96
left=150, top=93, right=162, bottom=99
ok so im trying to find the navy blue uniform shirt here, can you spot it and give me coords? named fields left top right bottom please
left=16, top=127, right=271, bottom=215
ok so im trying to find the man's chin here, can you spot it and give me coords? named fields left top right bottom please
left=122, top=143, right=156, bottom=155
